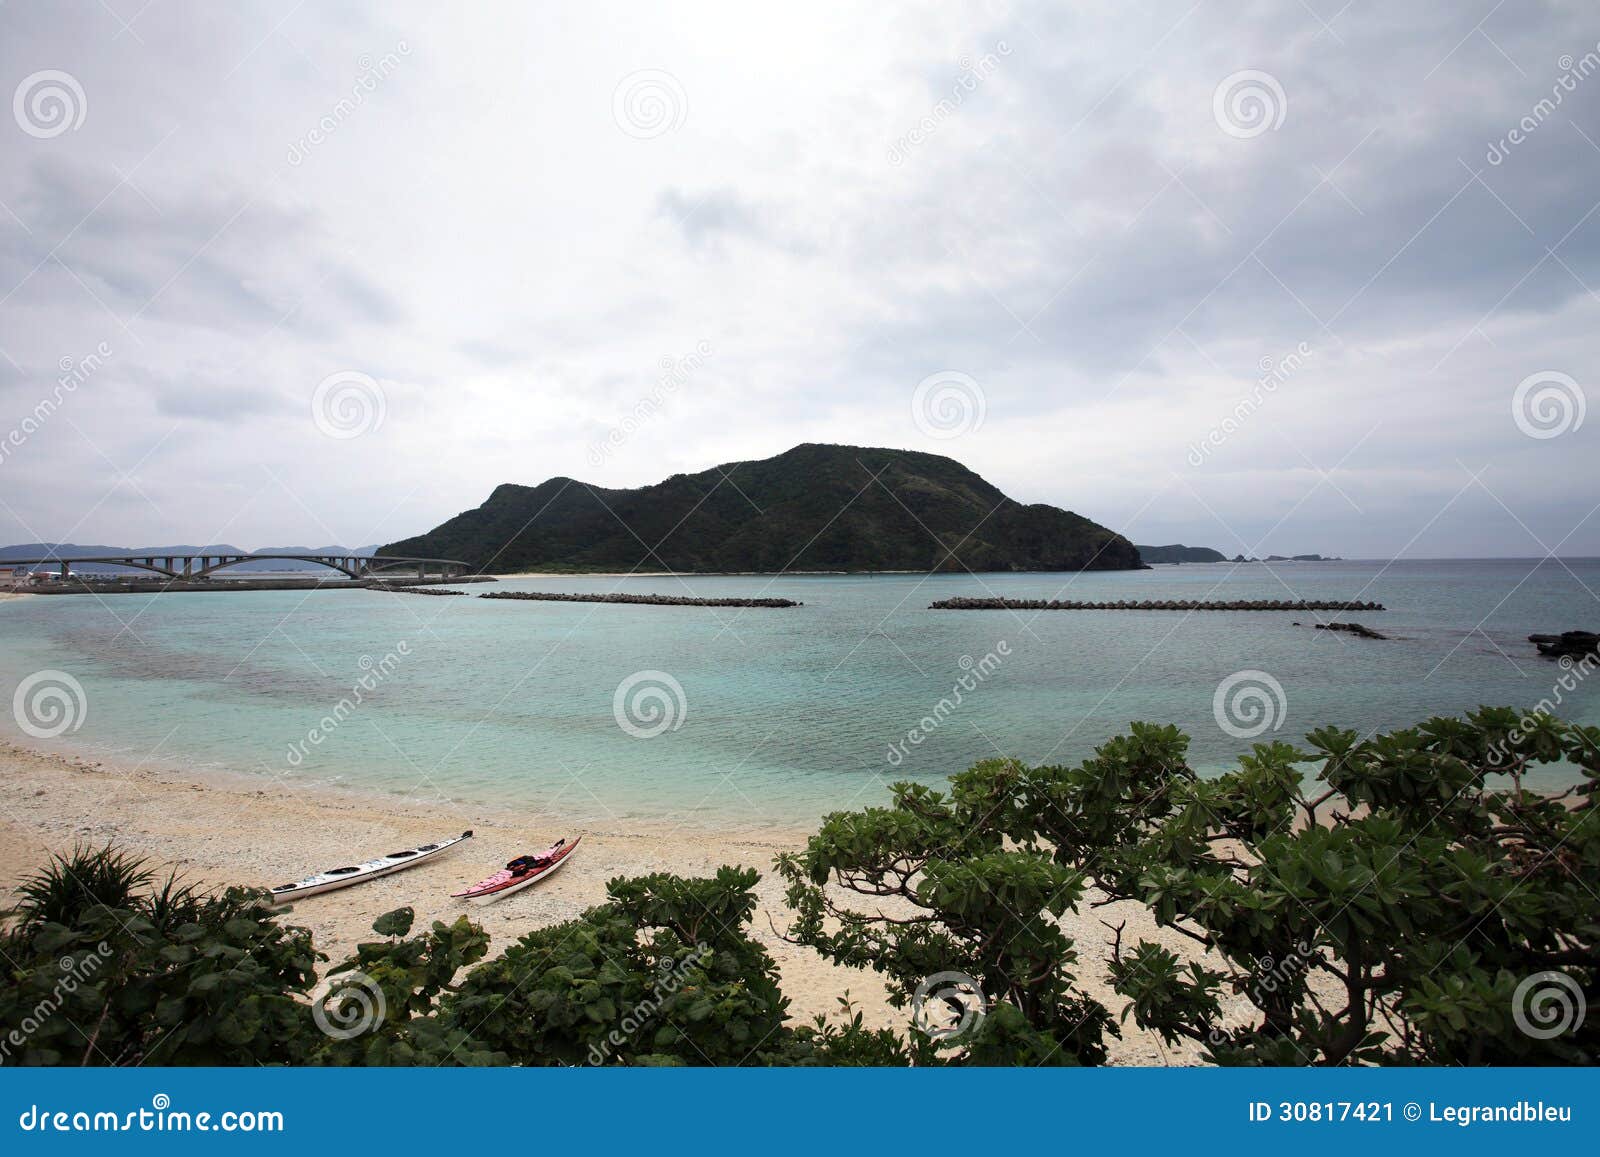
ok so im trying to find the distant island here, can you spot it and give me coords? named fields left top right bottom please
left=1134, top=544, right=1342, bottom=564
left=1232, top=553, right=1343, bottom=563
left=383, top=443, right=1141, bottom=574
left=1135, top=544, right=1227, bottom=564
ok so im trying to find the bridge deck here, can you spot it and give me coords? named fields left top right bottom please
left=4, top=554, right=472, bottom=581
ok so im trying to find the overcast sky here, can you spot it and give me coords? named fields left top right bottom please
left=1, top=0, right=1596, bottom=558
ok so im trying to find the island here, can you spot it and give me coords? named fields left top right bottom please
left=1232, top=553, right=1343, bottom=562
left=383, top=443, right=1142, bottom=574
left=1135, top=544, right=1227, bottom=564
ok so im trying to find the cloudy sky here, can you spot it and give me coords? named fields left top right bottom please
left=1, top=0, right=1595, bottom=558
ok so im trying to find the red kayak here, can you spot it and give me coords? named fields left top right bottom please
left=452, top=837, right=580, bottom=905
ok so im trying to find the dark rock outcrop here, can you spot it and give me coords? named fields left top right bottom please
left=1529, top=631, right=1600, bottom=659
left=1315, top=621, right=1387, bottom=639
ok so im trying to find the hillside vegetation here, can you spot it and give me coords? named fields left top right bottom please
left=381, top=444, right=1140, bottom=574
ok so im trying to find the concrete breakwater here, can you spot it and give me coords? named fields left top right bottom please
left=20, top=575, right=493, bottom=595
left=930, top=597, right=1385, bottom=611
left=479, top=591, right=801, bottom=608
left=374, top=584, right=468, bottom=596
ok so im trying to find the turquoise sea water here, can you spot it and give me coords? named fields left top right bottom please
left=1, top=560, right=1596, bottom=828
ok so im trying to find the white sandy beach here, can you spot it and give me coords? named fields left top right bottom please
left=0, top=737, right=1228, bottom=1063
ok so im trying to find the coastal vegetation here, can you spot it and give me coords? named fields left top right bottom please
left=2, top=708, right=1594, bottom=1066
left=380, top=443, right=1141, bottom=574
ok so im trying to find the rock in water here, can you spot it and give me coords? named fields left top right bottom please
left=1528, top=631, right=1600, bottom=659
left=1314, top=621, right=1387, bottom=640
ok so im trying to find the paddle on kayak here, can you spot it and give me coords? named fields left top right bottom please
left=452, top=837, right=580, bottom=905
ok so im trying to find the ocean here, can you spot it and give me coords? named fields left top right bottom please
left=2, top=559, right=1595, bottom=828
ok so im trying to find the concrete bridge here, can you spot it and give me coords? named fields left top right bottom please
left=7, top=553, right=472, bottom=581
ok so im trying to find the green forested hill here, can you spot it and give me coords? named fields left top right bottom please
left=1135, top=544, right=1227, bottom=563
left=381, top=443, right=1142, bottom=574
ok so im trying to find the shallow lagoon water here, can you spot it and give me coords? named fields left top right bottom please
left=2, top=559, right=1596, bottom=828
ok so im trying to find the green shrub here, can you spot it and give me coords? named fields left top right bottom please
left=4, top=707, right=1593, bottom=1066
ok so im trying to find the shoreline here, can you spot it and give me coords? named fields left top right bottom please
left=487, top=570, right=927, bottom=579
left=0, top=737, right=1210, bottom=1064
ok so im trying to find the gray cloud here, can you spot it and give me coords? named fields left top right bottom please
left=0, top=0, right=1595, bottom=558
left=656, top=186, right=769, bottom=248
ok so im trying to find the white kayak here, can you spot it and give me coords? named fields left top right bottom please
left=268, top=830, right=473, bottom=903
